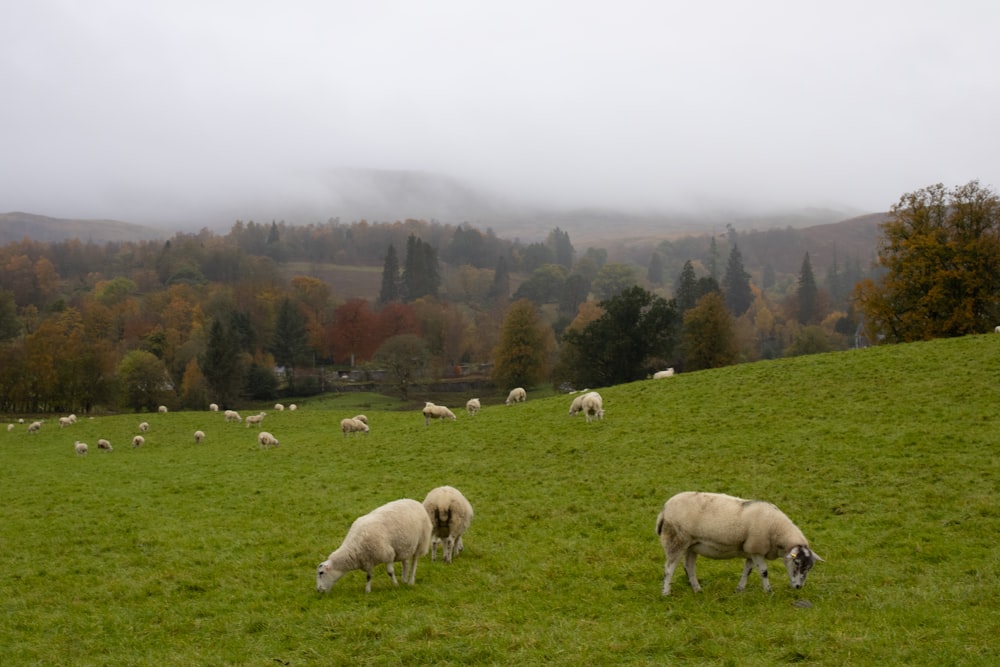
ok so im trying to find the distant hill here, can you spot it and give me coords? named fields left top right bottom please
left=0, top=212, right=167, bottom=245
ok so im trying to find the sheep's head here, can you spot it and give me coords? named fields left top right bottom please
left=783, top=545, right=823, bottom=589
left=316, top=559, right=344, bottom=593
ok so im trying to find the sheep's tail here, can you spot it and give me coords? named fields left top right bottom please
left=655, top=512, right=665, bottom=536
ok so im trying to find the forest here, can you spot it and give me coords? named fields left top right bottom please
left=0, top=212, right=884, bottom=415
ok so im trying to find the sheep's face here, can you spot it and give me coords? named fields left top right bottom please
left=783, top=546, right=821, bottom=589
left=316, top=560, right=344, bottom=593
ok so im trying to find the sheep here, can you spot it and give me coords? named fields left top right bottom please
left=209, top=403, right=219, bottom=412
left=505, top=387, right=526, bottom=405
left=158, top=405, right=168, bottom=413
left=580, top=391, right=605, bottom=423
left=422, top=402, right=457, bottom=425
left=274, top=403, right=285, bottom=411
left=653, top=368, right=675, bottom=379
left=67, top=414, right=77, bottom=424
left=258, top=431, right=279, bottom=448
left=194, top=430, right=206, bottom=444
left=340, top=417, right=370, bottom=438
left=353, top=414, right=369, bottom=425
left=288, top=404, right=297, bottom=411
left=59, top=416, right=73, bottom=428
left=27, top=421, right=42, bottom=434
left=97, top=438, right=112, bottom=452
left=995, top=325, right=1000, bottom=333
left=131, top=435, right=144, bottom=448
left=245, top=411, right=266, bottom=428
left=316, top=498, right=432, bottom=594
left=655, top=491, right=823, bottom=595
left=6, top=423, right=13, bottom=432
left=568, top=392, right=587, bottom=416
left=466, top=398, right=481, bottom=416
left=138, top=421, right=149, bottom=433
left=422, top=486, right=474, bottom=564
left=224, top=409, right=242, bottom=423
left=74, top=441, right=88, bottom=456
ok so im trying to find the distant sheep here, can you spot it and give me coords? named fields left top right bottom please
left=466, top=398, right=481, bottom=416
left=568, top=393, right=586, bottom=416
left=340, top=417, right=370, bottom=438
left=224, top=410, right=242, bottom=423
left=655, top=491, right=823, bottom=595
left=245, top=412, right=266, bottom=428
left=131, top=435, right=145, bottom=448
left=288, top=404, right=297, bottom=411
left=995, top=325, right=1000, bottom=333
left=27, top=421, right=42, bottom=434
left=6, top=424, right=13, bottom=432
left=316, top=498, right=433, bottom=594
left=422, top=486, right=474, bottom=564
left=274, top=403, right=285, bottom=411
left=59, top=416, right=74, bottom=428
left=138, top=421, right=149, bottom=432
left=158, top=405, right=168, bottom=413
left=209, top=403, right=219, bottom=412
left=258, top=431, right=279, bottom=448
left=423, top=402, right=457, bottom=425
left=194, top=430, right=206, bottom=444
left=505, top=387, right=526, bottom=405
left=74, top=441, right=88, bottom=456
left=353, top=415, right=369, bottom=425
left=580, top=391, right=604, bottom=423
left=97, top=438, right=112, bottom=452
left=653, top=368, right=675, bottom=379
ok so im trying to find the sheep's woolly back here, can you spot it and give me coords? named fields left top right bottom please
left=581, top=392, right=604, bottom=422
left=505, top=387, right=526, bottom=405
left=423, top=404, right=456, bottom=423
left=258, top=431, right=279, bottom=447
left=317, top=499, right=432, bottom=591
left=341, top=417, right=369, bottom=436
left=194, top=430, right=206, bottom=443
left=422, top=486, right=474, bottom=562
left=466, top=398, right=480, bottom=415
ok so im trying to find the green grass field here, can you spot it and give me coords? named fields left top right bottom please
left=2, top=336, right=999, bottom=665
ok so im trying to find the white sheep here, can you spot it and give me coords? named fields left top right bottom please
left=97, top=438, right=112, bottom=452
left=422, top=402, right=457, bottom=425
left=131, top=435, right=145, bottom=448
left=316, top=498, right=433, bottom=594
left=505, top=387, right=526, bottom=405
left=340, top=417, right=370, bottom=438
left=580, top=391, right=604, bottom=423
left=258, top=431, right=279, bottom=448
left=289, top=404, right=298, bottom=411
left=194, top=430, right=206, bottom=444
left=245, top=411, right=266, bottom=428
left=655, top=491, right=823, bottom=595
left=568, top=392, right=588, bottom=416
left=224, top=409, right=242, bottom=423
left=653, top=368, right=675, bottom=379
left=59, top=416, right=73, bottom=428
left=158, top=405, right=168, bottom=413
left=74, top=441, right=88, bottom=456
left=353, top=414, right=369, bottom=425
left=274, top=403, right=285, bottom=411
left=6, top=424, right=13, bottom=432
left=27, top=421, right=42, bottom=434
left=466, top=398, right=481, bottom=416
left=422, top=486, right=474, bottom=564
left=138, top=421, right=149, bottom=433
left=209, top=403, right=219, bottom=412
left=995, top=325, right=1000, bottom=333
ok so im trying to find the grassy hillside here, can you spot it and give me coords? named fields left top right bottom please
left=0, top=212, right=167, bottom=244
left=1, top=336, right=998, bottom=665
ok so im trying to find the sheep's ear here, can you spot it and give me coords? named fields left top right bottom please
left=811, top=551, right=824, bottom=563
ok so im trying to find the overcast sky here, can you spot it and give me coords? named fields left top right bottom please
left=2, top=0, right=999, bottom=226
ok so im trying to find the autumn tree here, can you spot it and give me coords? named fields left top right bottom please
left=373, top=334, right=430, bottom=400
left=682, top=292, right=738, bottom=370
left=118, top=350, right=171, bottom=412
left=330, top=299, right=378, bottom=366
left=855, top=181, right=1000, bottom=341
left=491, top=299, right=552, bottom=390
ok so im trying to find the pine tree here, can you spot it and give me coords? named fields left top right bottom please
left=798, top=252, right=819, bottom=324
left=378, top=244, right=400, bottom=305
left=547, top=227, right=575, bottom=269
left=489, top=256, right=510, bottom=302
left=675, top=260, right=699, bottom=312
left=647, top=252, right=664, bottom=286
left=722, top=244, right=753, bottom=316
left=402, top=235, right=441, bottom=301
left=200, top=318, right=242, bottom=408
left=271, top=298, right=310, bottom=388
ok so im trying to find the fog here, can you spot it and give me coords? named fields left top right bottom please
left=2, top=1, right=999, bottom=228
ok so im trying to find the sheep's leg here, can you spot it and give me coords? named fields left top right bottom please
left=385, top=561, right=399, bottom=586
left=407, top=555, right=418, bottom=585
left=753, top=555, right=772, bottom=592
left=683, top=550, right=702, bottom=593
left=444, top=536, right=455, bottom=564
left=400, top=558, right=411, bottom=585
left=662, top=551, right=682, bottom=595
left=736, top=559, right=753, bottom=591
left=364, top=567, right=374, bottom=593
left=456, top=536, right=464, bottom=555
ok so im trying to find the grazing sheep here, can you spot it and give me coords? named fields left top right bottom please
left=568, top=393, right=587, bottom=416
left=580, top=391, right=604, bottom=423
left=505, top=387, right=526, bottom=405
left=340, top=417, right=370, bottom=438
left=59, top=416, right=74, bottom=428
left=258, top=431, right=279, bottom=448
left=466, top=398, right=481, bottom=416
left=245, top=411, right=266, bottom=428
left=27, top=421, right=42, bottom=434
left=67, top=414, right=77, bottom=423
left=194, top=430, right=206, bottom=444
left=158, top=405, right=168, bottom=413
left=6, top=424, right=13, bottom=432
left=353, top=414, right=369, bottom=425
left=131, top=435, right=145, bottom=448
left=655, top=491, right=823, bottom=595
left=138, top=421, right=149, bottom=433
left=316, top=498, right=433, bottom=594
left=209, top=403, right=219, bottom=412
left=653, top=368, right=675, bottom=379
left=224, top=409, right=242, bottom=423
left=422, top=486, right=474, bottom=564
left=97, top=438, right=112, bottom=452
left=274, top=403, right=285, bottom=411
left=289, top=404, right=297, bottom=411
left=422, top=402, right=457, bottom=425
left=74, top=441, right=88, bottom=456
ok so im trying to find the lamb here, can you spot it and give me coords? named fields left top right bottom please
left=258, top=431, right=279, bottom=448
left=131, top=435, right=144, bottom=448
left=466, top=398, right=481, bottom=416
left=274, top=403, right=285, bottom=411
left=209, top=403, right=219, bottom=412
left=580, top=391, right=604, bottom=423
left=194, top=430, right=206, bottom=444
left=245, top=411, right=266, bottom=428
left=505, top=387, right=527, bottom=405
left=27, top=421, right=42, bottom=434
left=316, top=498, right=433, bottom=594
left=655, top=491, right=823, bottom=595
left=422, top=486, right=474, bottom=564
left=138, top=421, right=149, bottom=432
left=340, top=417, right=370, bottom=437
left=224, top=409, right=242, bottom=423
left=653, top=368, right=675, bottom=379
left=422, top=402, right=457, bottom=425
left=97, top=438, right=112, bottom=452
left=158, top=405, right=168, bottom=413
left=59, top=416, right=74, bottom=428
left=74, top=441, right=88, bottom=456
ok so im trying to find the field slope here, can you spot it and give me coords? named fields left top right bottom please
left=1, top=335, right=998, bottom=665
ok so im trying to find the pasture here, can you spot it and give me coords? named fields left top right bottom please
left=1, top=335, right=998, bottom=665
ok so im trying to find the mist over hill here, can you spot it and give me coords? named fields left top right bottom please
left=0, top=212, right=167, bottom=245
